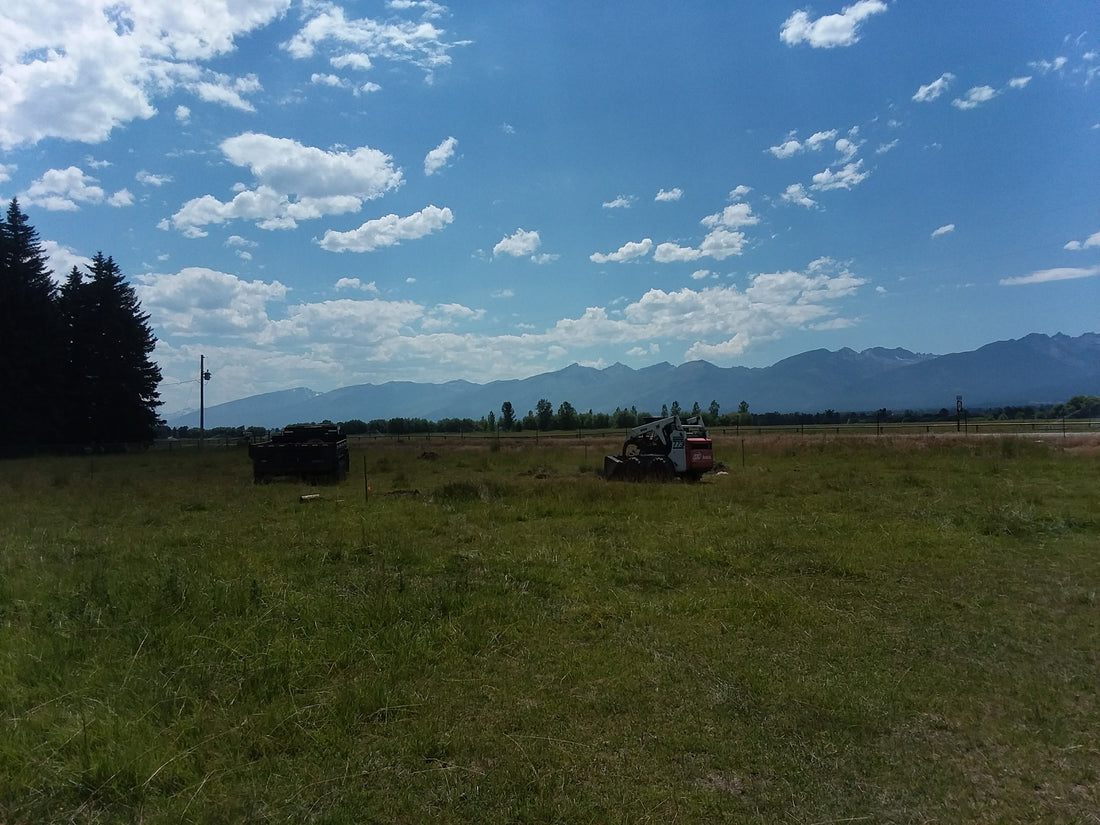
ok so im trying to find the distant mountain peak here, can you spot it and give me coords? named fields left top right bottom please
left=167, top=333, right=1100, bottom=429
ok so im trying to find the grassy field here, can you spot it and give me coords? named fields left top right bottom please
left=2, top=434, right=1098, bottom=823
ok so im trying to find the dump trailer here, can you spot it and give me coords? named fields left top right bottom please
left=248, top=424, right=350, bottom=484
left=604, top=415, right=714, bottom=482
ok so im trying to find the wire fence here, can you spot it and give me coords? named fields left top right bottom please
left=150, top=417, right=1100, bottom=451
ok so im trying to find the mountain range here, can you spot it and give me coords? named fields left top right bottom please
left=166, top=333, right=1100, bottom=429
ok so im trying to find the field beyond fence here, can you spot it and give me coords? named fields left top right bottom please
left=2, top=434, right=1098, bottom=823
left=155, top=416, right=1100, bottom=451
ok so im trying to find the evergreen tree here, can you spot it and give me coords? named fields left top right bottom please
left=535, top=398, right=554, bottom=431
left=60, top=253, right=162, bottom=445
left=58, top=266, right=95, bottom=445
left=0, top=199, right=62, bottom=450
left=500, top=400, right=516, bottom=431
left=556, top=400, right=578, bottom=431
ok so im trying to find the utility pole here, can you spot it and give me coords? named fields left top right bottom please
left=199, top=355, right=212, bottom=447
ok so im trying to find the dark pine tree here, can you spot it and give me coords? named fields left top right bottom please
left=58, top=266, right=95, bottom=445
left=0, top=198, right=62, bottom=451
left=60, top=252, right=162, bottom=446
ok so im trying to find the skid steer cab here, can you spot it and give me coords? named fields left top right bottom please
left=604, top=415, right=714, bottom=482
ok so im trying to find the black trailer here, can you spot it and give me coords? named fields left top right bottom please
left=248, top=424, right=350, bottom=484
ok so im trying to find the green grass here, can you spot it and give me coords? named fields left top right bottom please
left=1, top=435, right=1098, bottom=823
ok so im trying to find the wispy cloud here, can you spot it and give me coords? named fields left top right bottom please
left=1028, top=56, right=1068, bottom=74
left=952, top=85, right=998, bottom=110
left=912, top=72, right=955, bottom=102
left=137, top=170, right=173, bottom=187
left=768, top=129, right=837, bottom=159
left=602, top=195, right=635, bottom=209
left=334, top=277, right=379, bottom=293
left=1000, top=265, right=1100, bottom=286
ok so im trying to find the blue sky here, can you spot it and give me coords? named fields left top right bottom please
left=2, top=0, right=1098, bottom=414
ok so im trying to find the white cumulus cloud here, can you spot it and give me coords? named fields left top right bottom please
left=780, top=0, right=887, bottom=49
left=781, top=183, right=816, bottom=208
left=768, top=129, right=842, bottom=159
left=41, top=240, right=92, bottom=282
left=654, top=242, right=703, bottom=263
left=493, top=228, right=541, bottom=258
left=424, top=136, right=457, bottom=176
left=0, top=0, right=289, bottom=149
left=221, top=133, right=401, bottom=199
left=281, top=3, right=464, bottom=83
left=590, top=239, right=653, bottom=264
left=165, top=134, right=403, bottom=236
left=422, top=302, right=486, bottom=332
left=1064, top=230, right=1100, bottom=250
left=137, top=267, right=289, bottom=337
left=685, top=332, right=752, bottom=362
left=137, top=170, right=173, bottom=187
left=698, top=228, right=747, bottom=260
left=701, top=203, right=758, bottom=229
left=319, top=205, right=454, bottom=253
left=21, top=166, right=128, bottom=211
left=811, top=160, right=869, bottom=191
left=311, top=73, right=350, bottom=88
left=193, top=72, right=262, bottom=112
left=108, top=189, right=133, bottom=207
left=650, top=201, right=758, bottom=263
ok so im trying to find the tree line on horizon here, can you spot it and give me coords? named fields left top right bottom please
left=165, top=394, right=1100, bottom=440
left=1, top=200, right=161, bottom=454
